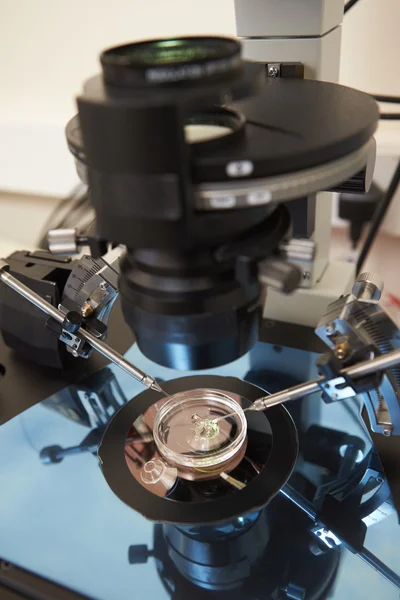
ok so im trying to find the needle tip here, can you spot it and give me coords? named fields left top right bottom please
left=150, top=381, right=163, bottom=393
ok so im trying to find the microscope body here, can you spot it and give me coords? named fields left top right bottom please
left=1, top=4, right=400, bottom=597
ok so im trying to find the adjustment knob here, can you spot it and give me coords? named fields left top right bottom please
left=128, top=545, right=151, bottom=565
left=63, top=311, right=83, bottom=334
left=352, top=272, right=384, bottom=301
left=48, top=228, right=78, bottom=255
left=259, top=258, right=301, bottom=294
left=40, top=445, right=64, bottom=465
left=48, top=229, right=89, bottom=256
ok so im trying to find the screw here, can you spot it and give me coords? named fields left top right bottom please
left=100, top=281, right=108, bottom=291
left=268, top=65, right=279, bottom=77
left=332, top=393, right=339, bottom=400
left=0, top=561, right=12, bottom=571
left=81, top=302, right=94, bottom=318
left=383, top=427, right=392, bottom=437
left=72, top=350, right=79, bottom=358
left=335, top=342, right=350, bottom=361
left=325, top=322, right=336, bottom=335
left=303, top=271, right=311, bottom=280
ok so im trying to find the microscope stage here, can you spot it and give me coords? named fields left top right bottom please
left=0, top=342, right=398, bottom=599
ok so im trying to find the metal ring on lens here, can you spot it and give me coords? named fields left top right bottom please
left=185, top=107, right=245, bottom=149
left=101, top=36, right=242, bottom=87
left=195, top=139, right=375, bottom=211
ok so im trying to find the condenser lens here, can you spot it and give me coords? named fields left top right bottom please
left=122, top=39, right=223, bottom=66
left=101, top=36, right=241, bottom=86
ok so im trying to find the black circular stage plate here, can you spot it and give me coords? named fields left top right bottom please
left=193, top=78, right=379, bottom=182
left=68, top=77, right=378, bottom=186
left=99, top=375, right=298, bottom=524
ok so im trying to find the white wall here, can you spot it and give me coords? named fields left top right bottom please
left=340, top=0, right=400, bottom=96
left=0, top=0, right=399, bottom=197
left=0, top=0, right=236, bottom=196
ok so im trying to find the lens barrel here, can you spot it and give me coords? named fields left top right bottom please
left=119, top=249, right=262, bottom=370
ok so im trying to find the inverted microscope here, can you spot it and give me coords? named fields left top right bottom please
left=0, top=2, right=399, bottom=599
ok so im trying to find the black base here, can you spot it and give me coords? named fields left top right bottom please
left=163, top=511, right=269, bottom=591
left=152, top=493, right=341, bottom=599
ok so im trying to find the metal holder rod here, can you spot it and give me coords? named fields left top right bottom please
left=251, top=348, right=400, bottom=411
left=0, top=264, right=162, bottom=393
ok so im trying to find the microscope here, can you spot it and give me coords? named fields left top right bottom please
left=0, top=1, right=399, bottom=597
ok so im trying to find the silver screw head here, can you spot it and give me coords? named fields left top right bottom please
left=81, top=302, right=93, bottom=318
left=268, top=66, right=279, bottom=77
left=325, top=322, right=336, bottom=335
left=352, top=272, right=384, bottom=301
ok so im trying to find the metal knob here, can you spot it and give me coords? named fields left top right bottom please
left=128, top=545, right=151, bottom=565
left=352, top=272, right=384, bottom=301
left=40, top=445, right=63, bottom=465
left=259, top=258, right=301, bottom=294
left=48, top=228, right=79, bottom=255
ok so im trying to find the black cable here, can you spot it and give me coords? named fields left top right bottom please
left=356, top=159, right=400, bottom=275
left=374, top=95, right=400, bottom=104
left=37, top=188, right=92, bottom=249
left=37, top=185, right=85, bottom=247
left=344, top=0, right=362, bottom=14
left=380, top=113, right=400, bottom=120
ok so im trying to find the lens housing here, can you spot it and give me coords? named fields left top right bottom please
left=69, top=36, right=378, bottom=370
left=100, top=36, right=241, bottom=87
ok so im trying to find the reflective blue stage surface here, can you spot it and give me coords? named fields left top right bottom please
left=0, top=342, right=399, bottom=599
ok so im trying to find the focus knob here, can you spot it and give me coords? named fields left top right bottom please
left=48, top=228, right=78, bottom=255
left=352, top=272, right=384, bottom=301
left=259, top=258, right=301, bottom=294
left=48, top=229, right=89, bottom=256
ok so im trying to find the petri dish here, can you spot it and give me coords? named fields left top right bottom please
left=153, top=389, right=247, bottom=473
left=123, top=387, right=273, bottom=501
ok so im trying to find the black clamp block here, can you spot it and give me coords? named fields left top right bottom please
left=88, top=238, right=108, bottom=259
left=46, top=310, right=107, bottom=359
left=317, top=495, right=367, bottom=554
left=316, top=348, right=383, bottom=402
left=63, top=311, right=83, bottom=334
left=316, top=353, right=354, bottom=403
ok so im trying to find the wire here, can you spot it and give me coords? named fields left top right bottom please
left=37, top=184, right=84, bottom=240
left=380, top=113, right=400, bottom=120
left=37, top=186, right=93, bottom=249
left=344, top=0, right=362, bottom=14
left=356, top=159, right=400, bottom=275
left=374, top=95, right=400, bottom=104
